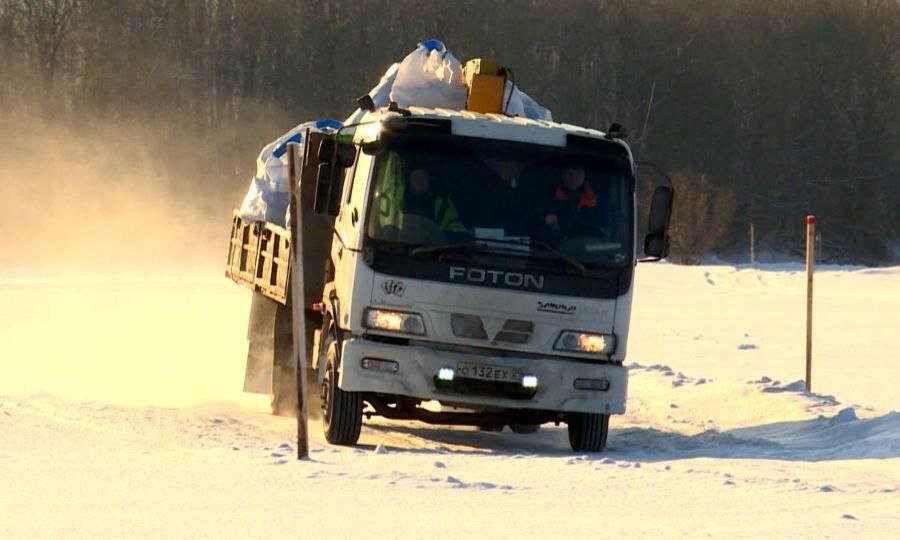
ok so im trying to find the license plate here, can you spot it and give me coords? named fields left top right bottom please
left=456, top=362, right=523, bottom=383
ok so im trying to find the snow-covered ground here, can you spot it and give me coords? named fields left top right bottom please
left=2, top=264, right=899, bottom=538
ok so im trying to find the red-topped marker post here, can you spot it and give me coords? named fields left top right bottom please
left=805, top=215, right=815, bottom=392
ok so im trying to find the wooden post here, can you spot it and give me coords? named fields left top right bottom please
left=749, top=222, right=756, bottom=265
left=805, top=215, right=815, bottom=392
left=288, top=142, right=309, bottom=460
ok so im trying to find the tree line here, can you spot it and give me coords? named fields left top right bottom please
left=1, top=0, right=897, bottom=263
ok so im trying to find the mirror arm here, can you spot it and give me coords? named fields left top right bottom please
left=635, top=160, right=673, bottom=187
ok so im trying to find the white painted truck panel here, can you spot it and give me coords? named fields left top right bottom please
left=326, top=108, right=635, bottom=415
left=339, top=337, right=628, bottom=415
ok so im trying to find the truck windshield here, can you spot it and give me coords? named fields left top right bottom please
left=365, top=135, right=633, bottom=270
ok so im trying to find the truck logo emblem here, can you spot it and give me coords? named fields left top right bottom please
left=537, top=300, right=577, bottom=315
left=381, top=279, right=406, bottom=297
left=449, top=266, right=544, bottom=290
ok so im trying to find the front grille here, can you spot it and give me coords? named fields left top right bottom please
left=451, top=313, right=488, bottom=339
left=493, top=319, right=534, bottom=344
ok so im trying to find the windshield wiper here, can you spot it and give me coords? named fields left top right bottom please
left=490, top=238, right=587, bottom=276
left=411, top=240, right=587, bottom=276
left=531, top=240, right=588, bottom=276
left=409, top=243, right=518, bottom=258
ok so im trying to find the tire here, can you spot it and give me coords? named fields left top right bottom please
left=567, top=413, right=609, bottom=452
left=321, top=342, right=362, bottom=445
left=510, top=423, right=541, bottom=434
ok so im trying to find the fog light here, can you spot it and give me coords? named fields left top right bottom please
left=521, top=375, right=538, bottom=389
left=437, top=367, right=455, bottom=382
left=574, top=378, right=610, bottom=391
left=361, top=358, right=399, bottom=373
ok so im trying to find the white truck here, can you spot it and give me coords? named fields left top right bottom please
left=227, top=103, right=673, bottom=452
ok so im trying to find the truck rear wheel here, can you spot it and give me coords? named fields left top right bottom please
left=567, top=413, right=609, bottom=452
left=321, top=343, right=362, bottom=445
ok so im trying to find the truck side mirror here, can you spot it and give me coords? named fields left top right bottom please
left=318, top=139, right=356, bottom=168
left=312, top=139, right=355, bottom=216
left=360, top=139, right=382, bottom=155
left=313, top=164, right=333, bottom=215
left=312, top=164, right=348, bottom=217
left=643, top=185, right=674, bottom=260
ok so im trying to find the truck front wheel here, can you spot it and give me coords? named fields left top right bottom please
left=567, top=413, right=609, bottom=452
left=321, top=343, right=362, bottom=445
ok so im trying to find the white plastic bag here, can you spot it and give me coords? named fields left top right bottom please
left=238, top=119, right=342, bottom=225
left=503, top=81, right=553, bottom=121
left=344, top=62, right=399, bottom=124
left=345, top=40, right=467, bottom=122
left=346, top=39, right=552, bottom=121
left=390, top=40, right=468, bottom=110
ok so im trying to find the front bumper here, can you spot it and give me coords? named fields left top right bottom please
left=339, top=337, right=627, bottom=414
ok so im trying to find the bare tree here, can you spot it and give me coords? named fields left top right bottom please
left=0, top=0, right=896, bottom=262
left=19, top=0, right=79, bottom=87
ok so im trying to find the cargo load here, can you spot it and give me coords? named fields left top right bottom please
left=239, top=40, right=555, bottom=225
left=239, top=119, right=341, bottom=225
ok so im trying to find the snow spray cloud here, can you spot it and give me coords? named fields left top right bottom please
left=0, top=115, right=258, bottom=271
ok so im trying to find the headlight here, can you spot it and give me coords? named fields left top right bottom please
left=363, top=308, right=426, bottom=335
left=554, top=331, right=616, bottom=355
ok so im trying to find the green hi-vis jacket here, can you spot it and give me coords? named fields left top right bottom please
left=373, top=152, right=465, bottom=233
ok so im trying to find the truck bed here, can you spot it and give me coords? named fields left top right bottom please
left=225, top=211, right=291, bottom=305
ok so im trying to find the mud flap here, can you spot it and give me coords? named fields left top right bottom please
left=243, top=292, right=294, bottom=394
left=270, top=364, right=298, bottom=415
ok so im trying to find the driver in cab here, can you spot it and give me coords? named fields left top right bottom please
left=402, top=166, right=465, bottom=232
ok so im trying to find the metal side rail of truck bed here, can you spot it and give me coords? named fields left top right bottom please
left=225, top=211, right=291, bottom=305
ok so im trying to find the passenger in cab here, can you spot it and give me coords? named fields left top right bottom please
left=542, top=165, right=603, bottom=241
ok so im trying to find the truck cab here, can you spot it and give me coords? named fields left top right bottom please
left=228, top=105, right=673, bottom=452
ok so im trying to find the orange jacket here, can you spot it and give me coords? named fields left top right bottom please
left=554, top=182, right=597, bottom=209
